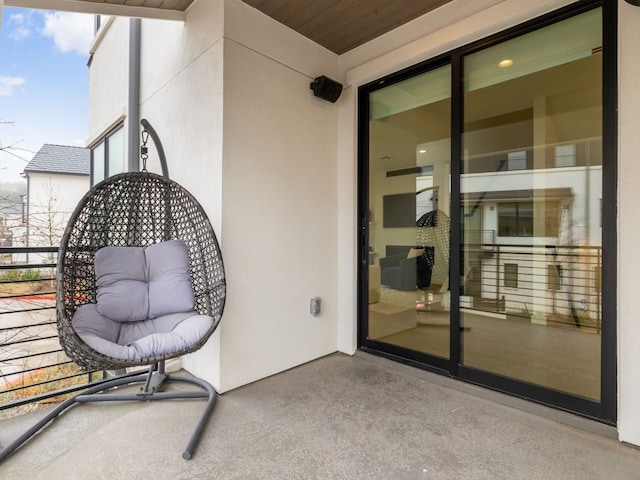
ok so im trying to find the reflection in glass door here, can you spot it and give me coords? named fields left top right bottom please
left=361, top=4, right=611, bottom=419
left=366, top=65, right=451, bottom=360
left=461, top=8, right=603, bottom=400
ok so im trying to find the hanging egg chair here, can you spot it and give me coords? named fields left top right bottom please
left=57, top=170, right=225, bottom=370
left=0, top=120, right=226, bottom=463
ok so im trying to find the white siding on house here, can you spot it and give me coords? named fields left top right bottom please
left=27, top=172, right=88, bottom=247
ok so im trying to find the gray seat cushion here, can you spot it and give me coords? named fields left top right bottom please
left=73, top=304, right=213, bottom=360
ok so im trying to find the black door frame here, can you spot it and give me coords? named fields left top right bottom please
left=357, top=0, right=617, bottom=425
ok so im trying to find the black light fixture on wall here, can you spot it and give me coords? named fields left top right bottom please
left=310, top=75, right=343, bottom=103
left=625, top=0, right=640, bottom=5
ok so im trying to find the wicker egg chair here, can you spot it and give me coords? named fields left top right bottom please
left=417, top=209, right=450, bottom=289
left=57, top=171, right=225, bottom=370
left=0, top=123, right=225, bottom=463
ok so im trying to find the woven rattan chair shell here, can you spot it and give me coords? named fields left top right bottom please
left=56, top=171, right=226, bottom=371
left=416, top=209, right=451, bottom=286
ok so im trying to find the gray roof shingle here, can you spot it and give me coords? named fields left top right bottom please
left=24, top=144, right=90, bottom=176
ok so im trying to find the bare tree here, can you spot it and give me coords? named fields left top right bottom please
left=0, top=118, right=32, bottom=161
left=0, top=118, right=29, bottom=252
left=27, top=179, right=65, bottom=249
left=550, top=198, right=600, bottom=329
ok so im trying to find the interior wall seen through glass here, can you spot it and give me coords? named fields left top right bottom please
left=367, top=65, right=452, bottom=360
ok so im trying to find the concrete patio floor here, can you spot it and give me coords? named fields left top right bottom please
left=1, top=351, right=639, bottom=480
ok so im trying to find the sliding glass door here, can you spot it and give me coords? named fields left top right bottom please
left=360, top=1, right=614, bottom=420
left=460, top=7, right=603, bottom=401
left=365, top=64, right=451, bottom=363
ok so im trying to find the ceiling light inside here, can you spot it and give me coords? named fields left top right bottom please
left=498, top=59, right=513, bottom=68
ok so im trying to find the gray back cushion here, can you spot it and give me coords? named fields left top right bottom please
left=146, top=240, right=195, bottom=318
left=95, top=240, right=195, bottom=322
left=96, top=246, right=148, bottom=322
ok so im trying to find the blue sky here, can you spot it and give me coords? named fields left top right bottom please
left=0, top=7, right=94, bottom=184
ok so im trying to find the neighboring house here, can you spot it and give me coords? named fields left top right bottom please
left=6, top=0, right=640, bottom=448
left=0, top=202, right=26, bottom=264
left=23, top=144, right=90, bottom=251
left=463, top=165, right=601, bottom=320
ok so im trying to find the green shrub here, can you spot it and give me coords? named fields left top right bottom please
left=0, top=270, right=20, bottom=282
left=0, top=269, right=43, bottom=282
left=20, top=269, right=42, bottom=281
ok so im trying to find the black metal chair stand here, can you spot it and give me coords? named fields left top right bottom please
left=0, top=361, right=216, bottom=462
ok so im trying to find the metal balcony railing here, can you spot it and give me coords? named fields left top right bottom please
left=0, top=246, right=109, bottom=419
left=462, top=243, right=602, bottom=333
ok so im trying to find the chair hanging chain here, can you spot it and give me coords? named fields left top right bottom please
left=141, top=127, right=150, bottom=172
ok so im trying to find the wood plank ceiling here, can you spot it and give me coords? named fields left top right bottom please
left=49, top=0, right=454, bottom=54
left=242, top=0, right=454, bottom=54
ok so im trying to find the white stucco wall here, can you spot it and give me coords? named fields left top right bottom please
left=219, top=0, right=340, bottom=390
left=617, top=0, right=640, bottom=447
left=87, top=4, right=226, bottom=385
left=88, top=16, right=128, bottom=143
left=137, top=0, right=226, bottom=387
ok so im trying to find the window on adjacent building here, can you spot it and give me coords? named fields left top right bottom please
left=498, top=202, right=533, bottom=237
left=91, top=125, right=125, bottom=186
left=504, top=263, right=518, bottom=288
left=555, top=144, right=577, bottom=168
left=498, top=200, right=561, bottom=237
left=508, top=150, right=527, bottom=170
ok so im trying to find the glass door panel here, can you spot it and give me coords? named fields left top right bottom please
left=461, top=8, right=603, bottom=400
left=367, top=65, right=451, bottom=359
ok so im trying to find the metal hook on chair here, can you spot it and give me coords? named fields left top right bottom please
left=140, top=118, right=169, bottom=179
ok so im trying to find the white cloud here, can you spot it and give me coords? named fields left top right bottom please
left=7, top=12, right=33, bottom=42
left=9, top=13, right=25, bottom=23
left=41, top=12, right=94, bottom=55
left=9, top=26, right=31, bottom=42
left=0, top=76, right=26, bottom=96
